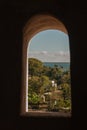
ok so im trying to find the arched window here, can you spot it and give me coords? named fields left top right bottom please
left=21, top=14, right=71, bottom=117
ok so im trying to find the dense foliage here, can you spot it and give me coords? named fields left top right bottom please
left=28, top=58, right=71, bottom=112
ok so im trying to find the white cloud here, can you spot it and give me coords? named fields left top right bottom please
left=59, top=51, right=65, bottom=56
left=40, top=51, right=48, bottom=54
left=28, top=51, right=70, bottom=62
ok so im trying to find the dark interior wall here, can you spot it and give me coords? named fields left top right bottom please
left=0, top=0, right=87, bottom=130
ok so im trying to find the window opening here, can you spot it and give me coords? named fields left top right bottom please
left=21, top=15, right=71, bottom=117
left=27, top=30, right=71, bottom=116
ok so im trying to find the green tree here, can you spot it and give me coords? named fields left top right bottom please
left=28, top=58, right=43, bottom=76
left=61, top=71, right=70, bottom=84
left=28, top=76, right=41, bottom=94
left=39, top=75, right=52, bottom=94
left=28, top=92, right=40, bottom=104
left=61, top=83, right=71, bottom=101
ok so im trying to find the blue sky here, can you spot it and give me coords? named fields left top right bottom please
left=28, top=30, right=70, bottom=62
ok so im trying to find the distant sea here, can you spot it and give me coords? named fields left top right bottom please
left=43, top=62, right=70, bottom=71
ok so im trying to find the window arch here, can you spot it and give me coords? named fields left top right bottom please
left=21, top=14, right=71, bottom=117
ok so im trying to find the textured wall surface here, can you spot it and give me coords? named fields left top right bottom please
left=0, top=0, right=87, bottom=130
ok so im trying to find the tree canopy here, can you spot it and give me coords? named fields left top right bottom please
left=28, top=58, right=43, bottom=76
left=28, top=58, right=71, bottom=112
